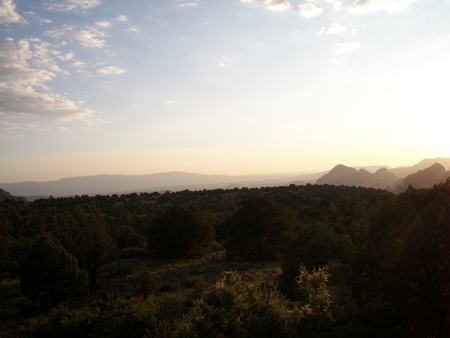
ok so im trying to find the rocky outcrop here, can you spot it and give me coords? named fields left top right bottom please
left=316, top=165, right=357, bottom=185
left=0, top=189, right=27, bottom=202
left=316, top=165, right=398, bottom=189
left=403, top=163, right=449, bottom=189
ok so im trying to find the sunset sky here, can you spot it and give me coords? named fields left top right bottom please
left=1, top=0, right=449, bottom=183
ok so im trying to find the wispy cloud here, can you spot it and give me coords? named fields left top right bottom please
left=1, top=121, right=39, bottom=134
left=114, top=14, right=128, bottom=22
left=348, top=0, right=418, bottom=13
left=97, top=66, right=127, bottom=75
left=0, top=38, right=93, bottom=121
left=298, top=4, right=323, bottom=18
left=39, top=18, right=52, bottom=24
left=95, top=20, right=111, bottom=28
left=264, top=0, right=292, bottom=11
left=44, top=0, right=101, bottom=12
left=71, top=60, right=87, bottom=68
left=57, top=51, right=75, bottom=61
left=178, top=2, right=199, bottom=8
left=46, top=25, right=107, bottom=48
left=28, top=40, right=64, bottom=73
left=334, top=41, right=360, bottom=56
left=318, top=22, right=346, bottom=35
left=0, top=0, right=26, bottom=23
left=0, top=86, right=94, bottom=121
left=326, top=0, right=343, bottom=11
left=0, top=38, right=53, bottom=87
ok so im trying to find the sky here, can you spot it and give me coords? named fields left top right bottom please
left=1, top=0, right=450, bottom=183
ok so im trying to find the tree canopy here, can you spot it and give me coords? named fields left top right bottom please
left=20, top=233, right=88, bottom=308
left=147, top=205, right=215, bottom=259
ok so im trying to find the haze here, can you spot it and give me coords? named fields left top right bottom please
left=1, top=0, right=449, bottom=184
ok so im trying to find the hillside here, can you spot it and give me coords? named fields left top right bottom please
left=0, top=189, right=26, bottom=202
left=0, top=172, right=304, bottom=200
left=2, top=158, right=450, bottom=198
left=397, top=162, right=450, bottom=191
left=1, top=181, right=449, bottom=337
left=316, top=165, right=398, bottom=190
left=316, top=158, right=450, bottom=192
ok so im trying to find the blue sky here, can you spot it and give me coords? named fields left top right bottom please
left=1, top=0, right=449, bottom=183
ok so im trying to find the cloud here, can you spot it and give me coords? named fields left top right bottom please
left=178, top=2, right=199, bottom=7
left=319, top=22, right=346, bottom=35
left=29, top=41, right=64, bottom=73
left=0, top=38, right=93, bottom=121
left=264, top=0, right=292, bottom=11
left=326, top=0, right=343, bottom=11
left=114, top=14, right=128, bottom=22
left=97, top=66, right=127, bottom=75
left=57, top=52, right=75, bottom=61
left=39, top=18, right=52, bottom=24
left=71, top=60, right=87, bottom=68
left=96, top=20, right=111, bottom=28
left=0, top=0, right=26, bottom=23
left=44, top=0, right=101, bottom=12
left=348, top=0, right=417, bottom=13
left=0, top=38, right=54, bottom=87
left=334, top=41, right=360, bottom=56
left=1, top=121, right=39, bottom=133
left=0, top=86, right=93, bottom=121
left=298, top=4, right=323, bottom=18
left=46, top=25, right=106, bottom=48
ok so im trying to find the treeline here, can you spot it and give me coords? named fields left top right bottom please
left=0, top=183, right=449, bottom=337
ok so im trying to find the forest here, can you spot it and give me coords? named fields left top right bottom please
left=1, top=182, right=450, bottom=337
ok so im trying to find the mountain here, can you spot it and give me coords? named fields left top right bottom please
left=316, top=165, right=398, bottom=189
left=316, top=164, right=357, bottom=185
left=2, top=158, right=450, bottom=199
left=389, top=158, right=450, bottom=178
left=0, top=172, right=308, bottom=199
left=0, top=189, right=26, bottom=202
left=316, top=159, right=450, bottom=192
left=400, top=163, right=450, bottom=190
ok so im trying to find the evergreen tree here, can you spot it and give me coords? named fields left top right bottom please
left=147, top=205, right=215, bottom=259
left=20, top=233, right=88, bottom=307
left=225, top=196, right=294, bottom=261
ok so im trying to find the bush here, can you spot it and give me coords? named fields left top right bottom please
left=225, top=196, right=294, bottom=261
left=147, top=206, right=215, bottom=259
left=20, top=233, right=88, bottom=309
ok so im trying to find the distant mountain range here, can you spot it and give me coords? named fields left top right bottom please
left=1, top=158, right=449, bottom=200
left=0, top=172, right=304, bottom=200
left=316, top=158, right=450, bottom=193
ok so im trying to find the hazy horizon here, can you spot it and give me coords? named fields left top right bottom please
left=1, top=0, right=449, bottom=184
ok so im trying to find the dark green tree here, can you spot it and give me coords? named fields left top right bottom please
left=279, top=221, right=353, bottom=297
left=359, top=182, right=450, bottom=336
left=20, top=233, right=88, bottom=307
left=147, top=205, right=215, bottom=259
left=72, top=213, right=116, bottom=291
left=134, top=264, right=161, bottom=299
left=225, top=196, right=294, bottom=261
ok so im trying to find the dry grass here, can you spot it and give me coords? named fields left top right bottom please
left=104, top=250, right=282, bottom=298
left=0, top=251, right=283, bottom=337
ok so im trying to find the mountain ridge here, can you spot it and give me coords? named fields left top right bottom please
left=1, top=158, right=449, bottom=199
left=316, top=158, right=450, bottom=193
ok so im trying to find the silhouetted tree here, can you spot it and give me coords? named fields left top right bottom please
left=147, top=205, right=215, bottom=259
left=20, top=233, right=88, bottom=307
left=72, top=213, right=116, bottom=291
left=225, top=196, right=294, bottom=261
